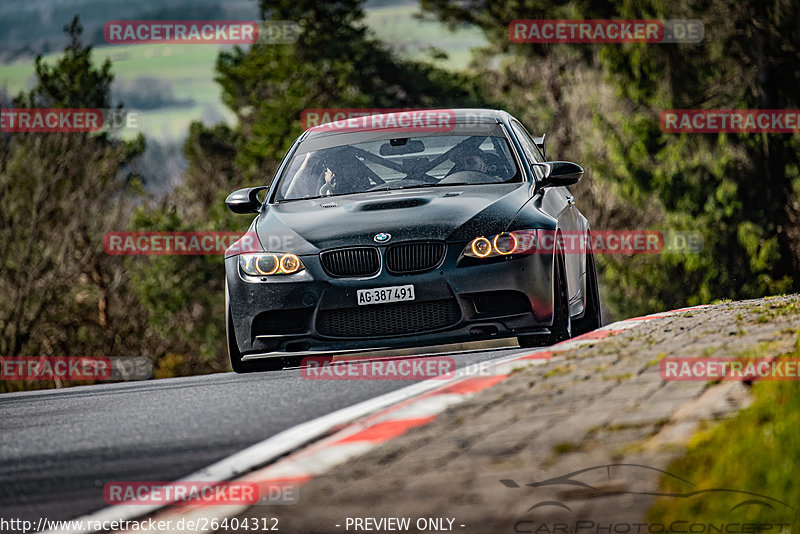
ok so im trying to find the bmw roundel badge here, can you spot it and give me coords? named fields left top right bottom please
left=374, top=232, right=391, bottom=243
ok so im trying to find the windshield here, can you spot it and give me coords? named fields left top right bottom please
left=275, top=130, right=521, bottom=201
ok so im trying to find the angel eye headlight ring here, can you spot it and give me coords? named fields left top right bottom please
left=471, top=237, right=492, bottom=258
left=240, top=253, right=305, bottom=276
left=280, top=253, right=301, bottom=274
left=493, top=233, right=518, bottom=255
left=254, top=254, right=279, bottom=275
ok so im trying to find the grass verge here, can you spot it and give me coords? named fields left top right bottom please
left=648, top=333, right=800, bottom=530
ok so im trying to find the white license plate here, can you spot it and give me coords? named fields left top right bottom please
left=357, top=285, right=415, bottom=306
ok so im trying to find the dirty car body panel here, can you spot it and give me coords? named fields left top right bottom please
left=224, top=109, right=598, bottom=372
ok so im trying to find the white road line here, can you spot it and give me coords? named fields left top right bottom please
left=126, top=307, right=707, bottom=533
left=46, top=347, right=551, bottom=534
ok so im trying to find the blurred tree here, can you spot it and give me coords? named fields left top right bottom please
left=211, top=0, right=487, bottom=181
left=22, top=17, right=115, bottom=109
left=126, top=122, right=242, bottom=377
left=422, top=0, right=800, bottom=315
left=596, top=0, right=800, bottom=303
left=0, top=17, right=147, bottom=392
left=129, top=0, right=489, bottom=373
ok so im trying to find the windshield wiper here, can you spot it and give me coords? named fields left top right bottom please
left=280, top=182, right=473, bottom=200
left=370, top=182, right=469, bottom=192
left=409, top=182, right=466, bottom=188
left=367, top=184, right=406, bottom=192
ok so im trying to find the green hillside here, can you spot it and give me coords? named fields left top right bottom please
left=0, top=2, right=485, bottom=142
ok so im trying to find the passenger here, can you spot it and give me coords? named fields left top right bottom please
left=319, top=165, right=337, bottom=196
left=463, top=153, right=489, bottom=173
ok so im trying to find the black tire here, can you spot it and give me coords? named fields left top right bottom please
left=227, top=292, right=284, bottom=373
left=572, top=249, right=602, bottom=336
left=518, top=251, right=572, bottom=348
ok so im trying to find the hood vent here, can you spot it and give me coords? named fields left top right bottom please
left=354, top=198, right=429, bottom=211
left=320, top=202, right=338, bottom=208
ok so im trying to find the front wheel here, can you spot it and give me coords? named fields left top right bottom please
left=518, top=252, right=572, bottom=348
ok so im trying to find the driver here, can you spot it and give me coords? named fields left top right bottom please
left=318, top=152, right=369, bottom=196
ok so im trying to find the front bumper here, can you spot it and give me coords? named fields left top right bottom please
left=225, top=243, right=555, bottom=358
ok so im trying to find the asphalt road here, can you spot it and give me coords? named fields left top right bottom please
left=0, top=346, right=527, bottom=525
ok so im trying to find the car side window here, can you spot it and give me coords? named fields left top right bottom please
left=520, top=123, right=547, bottom=163
left=510, top=121, right=545, bottom=180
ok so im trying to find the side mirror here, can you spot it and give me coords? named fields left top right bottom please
left=532, top=134, right=546, bottom=159
left=225, top=186, right=268, bottom=214
left=537, top=161, right=584, bottom=188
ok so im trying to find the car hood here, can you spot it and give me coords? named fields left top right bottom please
left=254, top=183, right=541, bottom=254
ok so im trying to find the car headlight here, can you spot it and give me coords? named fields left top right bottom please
left=239, top=252, right=305, bottom=276
left=462, top=230, right=538, bottom=259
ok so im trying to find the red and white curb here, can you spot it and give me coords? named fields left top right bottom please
left=47, top=305, right=710, bottom=534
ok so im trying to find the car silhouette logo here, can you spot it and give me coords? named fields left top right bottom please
left=501, top=464, right=796, bottom=517
left=374, top=233, right=391, bottom=243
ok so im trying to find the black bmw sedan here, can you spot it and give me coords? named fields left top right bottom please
left=224, top=109, right=601, bottom=372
